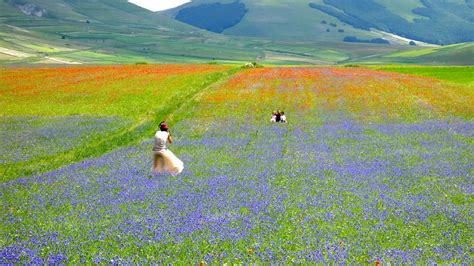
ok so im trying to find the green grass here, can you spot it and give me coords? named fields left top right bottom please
left=372, top=66, right=474, bottom=85
left=355, top=43, right=474, bottom=66
left=385, top=48, right=437, bottom=58
left=224, top=0, right=377, bottom=41
left=374, top=0, right=425, bottom=22
left=386, top=43, right=474, bottom=58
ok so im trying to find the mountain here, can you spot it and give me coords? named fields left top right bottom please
left=2, top=0, right=190, bottom=30
left=0, top=0, right=237, bottom=64
left=165, top=0, right=474, bottom=45
left=0, top=0, right=472, bottom=65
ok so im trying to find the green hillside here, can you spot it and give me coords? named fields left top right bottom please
left=373, top=65, right=474, bottom=86
left=351, top=42, right=474, bottom=65
left=0, top=0, right=259, bottom=64
left=166, top=0, right=379, bottom=42
left=0, top=0, right=415, bottom=65
left=2, top=0, right=190, bottom=30
left=0, top=0, right=214, bottom=64
left=166, top=0, right=474, bottom=45
left=0, top=0, right=472, bottom=65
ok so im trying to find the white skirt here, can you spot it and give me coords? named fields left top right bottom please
left=151, top=149, right=184, bottom=176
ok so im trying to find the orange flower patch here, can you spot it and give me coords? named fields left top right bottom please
left=203, top=67, right=473, bottom=122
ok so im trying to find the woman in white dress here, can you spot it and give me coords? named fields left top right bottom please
left=151, top=121, right=184, bottom=176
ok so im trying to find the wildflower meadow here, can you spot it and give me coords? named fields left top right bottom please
left=1, top=65, right=473, bottom=264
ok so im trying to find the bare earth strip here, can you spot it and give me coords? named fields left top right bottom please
left=5, top=24, right=31, bottom=33
left=371, top=29, right=439, bottom=47
left=0, top=47, right=34, bottom=58
left=43, top=56, right=82, bottom=64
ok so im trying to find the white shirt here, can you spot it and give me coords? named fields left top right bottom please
left=153, top=131, right=169, bottom=151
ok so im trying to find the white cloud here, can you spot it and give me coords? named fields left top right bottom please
left=128, top=0, right=191, bottom=12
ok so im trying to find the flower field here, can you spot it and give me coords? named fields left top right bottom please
left=1, top=66, right=473, bottom=264
left=0, top=65, right=232, bottom=179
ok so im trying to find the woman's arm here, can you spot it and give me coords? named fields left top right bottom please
left=168, top=132, right=172, bottom=144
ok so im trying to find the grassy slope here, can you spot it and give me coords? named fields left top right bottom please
left=165, top=0, right=379, bottom=42
left=374, top=0, right=424, bottom=22
left=0, top=0, right=471, bottom=65
left=1, top=0, right=257, bottom=64
left=310, top=0, right=474, bottom=45
left=166, top=0, right=474, bottom=45
left=4, top=0, right=192, bottom=30
left=0, top=19, right=414, bottom=65
left=372, top=65, right=474, bottom=85
left=226, top=0, right=377, bottom=41
left=352, top=43, right=474, bottom=66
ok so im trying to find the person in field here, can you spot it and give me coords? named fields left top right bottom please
left=270, top=111, right=277, bottom=122
left=151, top=121, right=184, bottom=176
left=275, top=110, right=281, bottom=122
left=280, top=111, right=287, bottom=123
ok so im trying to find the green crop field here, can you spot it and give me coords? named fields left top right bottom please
left=354, top=43, right=474, bottom=66
left=372, top=66, right=474, bottom=85
left=1, top=65, right=473, bottom=264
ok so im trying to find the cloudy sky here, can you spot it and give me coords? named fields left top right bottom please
left=128, top=0, right=191, bottom=11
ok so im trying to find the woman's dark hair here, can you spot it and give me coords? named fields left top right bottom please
left=159, top=121, right=169, bottom=131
